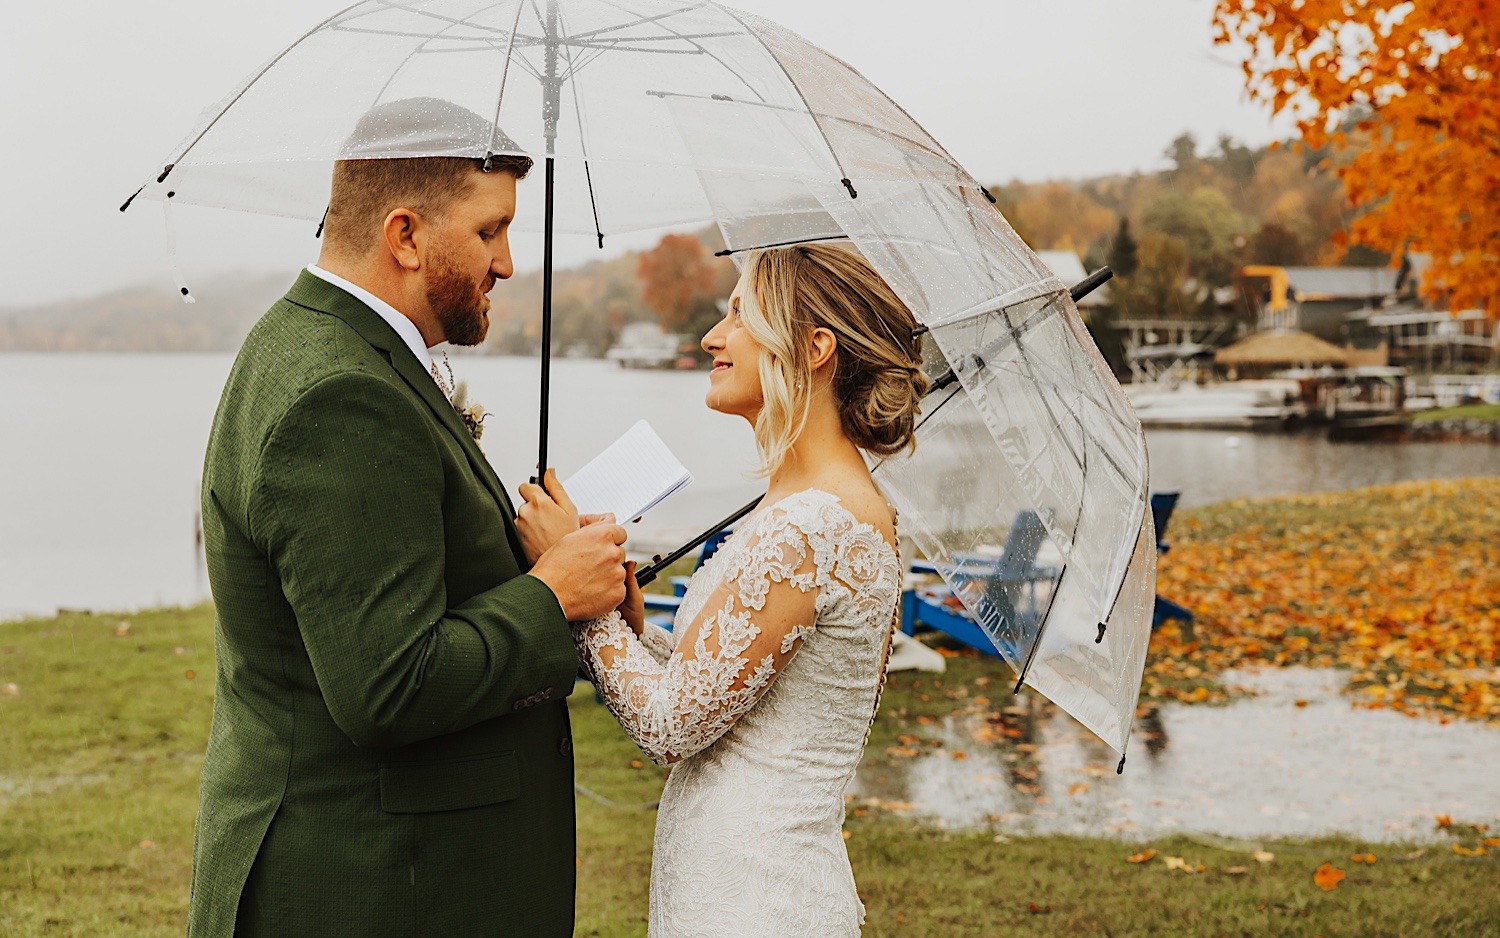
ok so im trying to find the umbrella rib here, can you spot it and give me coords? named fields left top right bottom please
left=558, top=19, right=606, bottom=246
left=157, top=3, right=357, bottom=176
left=563, top=42, right=714, bottom=54
left=709, top=5, right=856, bottom=186
left=363, top=0, right=518, bottom=37
left=485, top=0, right=528, bottom=159
left=369, top=1, right=513, bottom=112
left=329, top=23, right=509, bottom=42
left=564, top=3, right=699, bottom=41
left=568, top=31, right=741, bottom=45
left=592, top=0, right=771, bottom=102
left=805, top=37, right=967, bottom=176
left=1011, top=564, right=1067, bottom=693
left=645, top=89, right=950, bottom=172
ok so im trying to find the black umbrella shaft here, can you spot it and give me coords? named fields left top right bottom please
left=539, top=156, right=556, bottom=477
left=635, top=496, right=764, bottom=588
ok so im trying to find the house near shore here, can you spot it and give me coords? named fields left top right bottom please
left=1238, top=259, right=1498, bottom=372
left=1241, top=264, right=1402, bottom=340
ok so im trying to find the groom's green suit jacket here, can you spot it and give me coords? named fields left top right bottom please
left=190, top=271, right=580, bottom=936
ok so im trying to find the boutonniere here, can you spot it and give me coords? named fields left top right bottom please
left=451, top=380, right=488, bottom=441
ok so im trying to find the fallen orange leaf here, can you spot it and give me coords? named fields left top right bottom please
left=1126, top=849, right=1157, bottom=863
left=952, top=751, right=968, bottom=761
left=1349, top=852, right=1376, bottom=865
left=1435, top=814, right=1453, bottom=829
left=1068, top=783, right=1089, bottom=796
left=1451, top=843, right=1487, bottom=857
left=1313, top=863, right=1345, bottom=891
left=1483, top=838, right=1500, bottom=848
left=1294, top=699, right=1309, bottom=708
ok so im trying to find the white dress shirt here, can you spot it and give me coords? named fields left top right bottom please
left=305, top=265, right=444, bottom=393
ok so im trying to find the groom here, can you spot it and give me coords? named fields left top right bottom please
left=189, top=99, right=627, bottom=936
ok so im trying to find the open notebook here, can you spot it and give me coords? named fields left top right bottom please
left=561, top=420, right=693, bottom=523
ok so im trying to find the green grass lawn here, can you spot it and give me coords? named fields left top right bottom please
left=4, top=601, right=1495, bottom=936
left=1411, top=402, right=1500, bottom=423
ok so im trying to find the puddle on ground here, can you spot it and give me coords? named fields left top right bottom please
left=851, top=667, right=1500, bottom=842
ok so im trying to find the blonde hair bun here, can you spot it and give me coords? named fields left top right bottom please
left=738, top=243, right=928, bottom=474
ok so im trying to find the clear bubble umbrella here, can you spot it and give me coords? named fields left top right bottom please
left=121, top=0, right=1154, bottom=761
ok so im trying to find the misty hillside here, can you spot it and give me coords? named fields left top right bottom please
left=0, top=272, right=298, bottom=353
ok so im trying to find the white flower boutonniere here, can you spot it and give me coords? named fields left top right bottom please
left=451, top=380, right=488, bottom=442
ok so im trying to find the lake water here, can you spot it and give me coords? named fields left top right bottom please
left=2, top=352, right=1497, bottom=621
left=851, top=667, right=1500, bottom=842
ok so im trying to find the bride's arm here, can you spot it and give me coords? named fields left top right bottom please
left=572, top=508, right=827, bottom=765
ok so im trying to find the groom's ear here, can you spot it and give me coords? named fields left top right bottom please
left=382, top=207, right=425, bottom=272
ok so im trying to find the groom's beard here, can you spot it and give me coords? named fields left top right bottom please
left=427, top=251, right=493, bottom=347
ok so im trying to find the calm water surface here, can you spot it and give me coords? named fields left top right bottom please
left=2, top=352, right=1497, bottom=621
left=850, top=668, right=1500, bottom=841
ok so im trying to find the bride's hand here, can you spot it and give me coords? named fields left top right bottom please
left=618, top=561, right=646, bottom=636
left=516, top=468, right=582, bottom=566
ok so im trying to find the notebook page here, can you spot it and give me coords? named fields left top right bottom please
left=561, top=420, right=693, bottom=523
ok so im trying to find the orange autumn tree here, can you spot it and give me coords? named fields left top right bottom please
left=1212, top=0, right=1499, bottom=315
left=636, top=233, right=717, bottom=332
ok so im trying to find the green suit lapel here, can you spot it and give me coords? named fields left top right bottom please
left=284, top=271, right=528, bottom=562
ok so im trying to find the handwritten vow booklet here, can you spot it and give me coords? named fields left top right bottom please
left=562, top=420, right=693, bottom=523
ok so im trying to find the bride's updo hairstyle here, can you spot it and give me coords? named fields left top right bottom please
left=738, top=243, right=930, bottom=476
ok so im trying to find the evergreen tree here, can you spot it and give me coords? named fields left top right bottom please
left=1107, top=217, right=1139, bottom=279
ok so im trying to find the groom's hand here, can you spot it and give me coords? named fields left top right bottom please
left=529, top=519, right=629, bottom=621
left=517, top=468, right=580, bottom=566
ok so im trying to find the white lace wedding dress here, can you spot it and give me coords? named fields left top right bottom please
left=572, top=489, right=903, bottom=937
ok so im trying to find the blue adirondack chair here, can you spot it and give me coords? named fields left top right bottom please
left=1149, top=491, right=1194, bottom=629
left=902, top=492, right=1195, bottom=657
left=902, top=509, right=1059, bottom=660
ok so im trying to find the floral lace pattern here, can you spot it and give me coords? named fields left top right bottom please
left=572, top=489, right=902, bottom=937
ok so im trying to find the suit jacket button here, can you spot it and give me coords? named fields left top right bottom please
left=558, top=738, right=573, bottom=757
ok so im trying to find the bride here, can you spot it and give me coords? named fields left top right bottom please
left=520, top=243, right=928, bottom=936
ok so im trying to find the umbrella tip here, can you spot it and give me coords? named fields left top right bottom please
left=1095, top=622, right=1107, bottom=644
left=840, top=178, right=858, bottom=199
left=1116, top=752, right=1126, bottom=775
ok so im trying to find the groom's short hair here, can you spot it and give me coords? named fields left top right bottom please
left=324, top=97, right=532, bottom=256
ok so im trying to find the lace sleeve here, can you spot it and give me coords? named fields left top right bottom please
left=637, top=621, right=676, bottom=663
left=571, top=505, right=830, bottom=765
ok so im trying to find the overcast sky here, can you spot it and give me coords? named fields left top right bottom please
left=0, top=0, right=1291, bottom=307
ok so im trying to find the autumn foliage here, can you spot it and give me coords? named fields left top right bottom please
left=1151, top=479, right=1499, bottom=723
left=636, top=233, right=718, bottom=332
left=1212, top=1, right=1499, bottom=315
